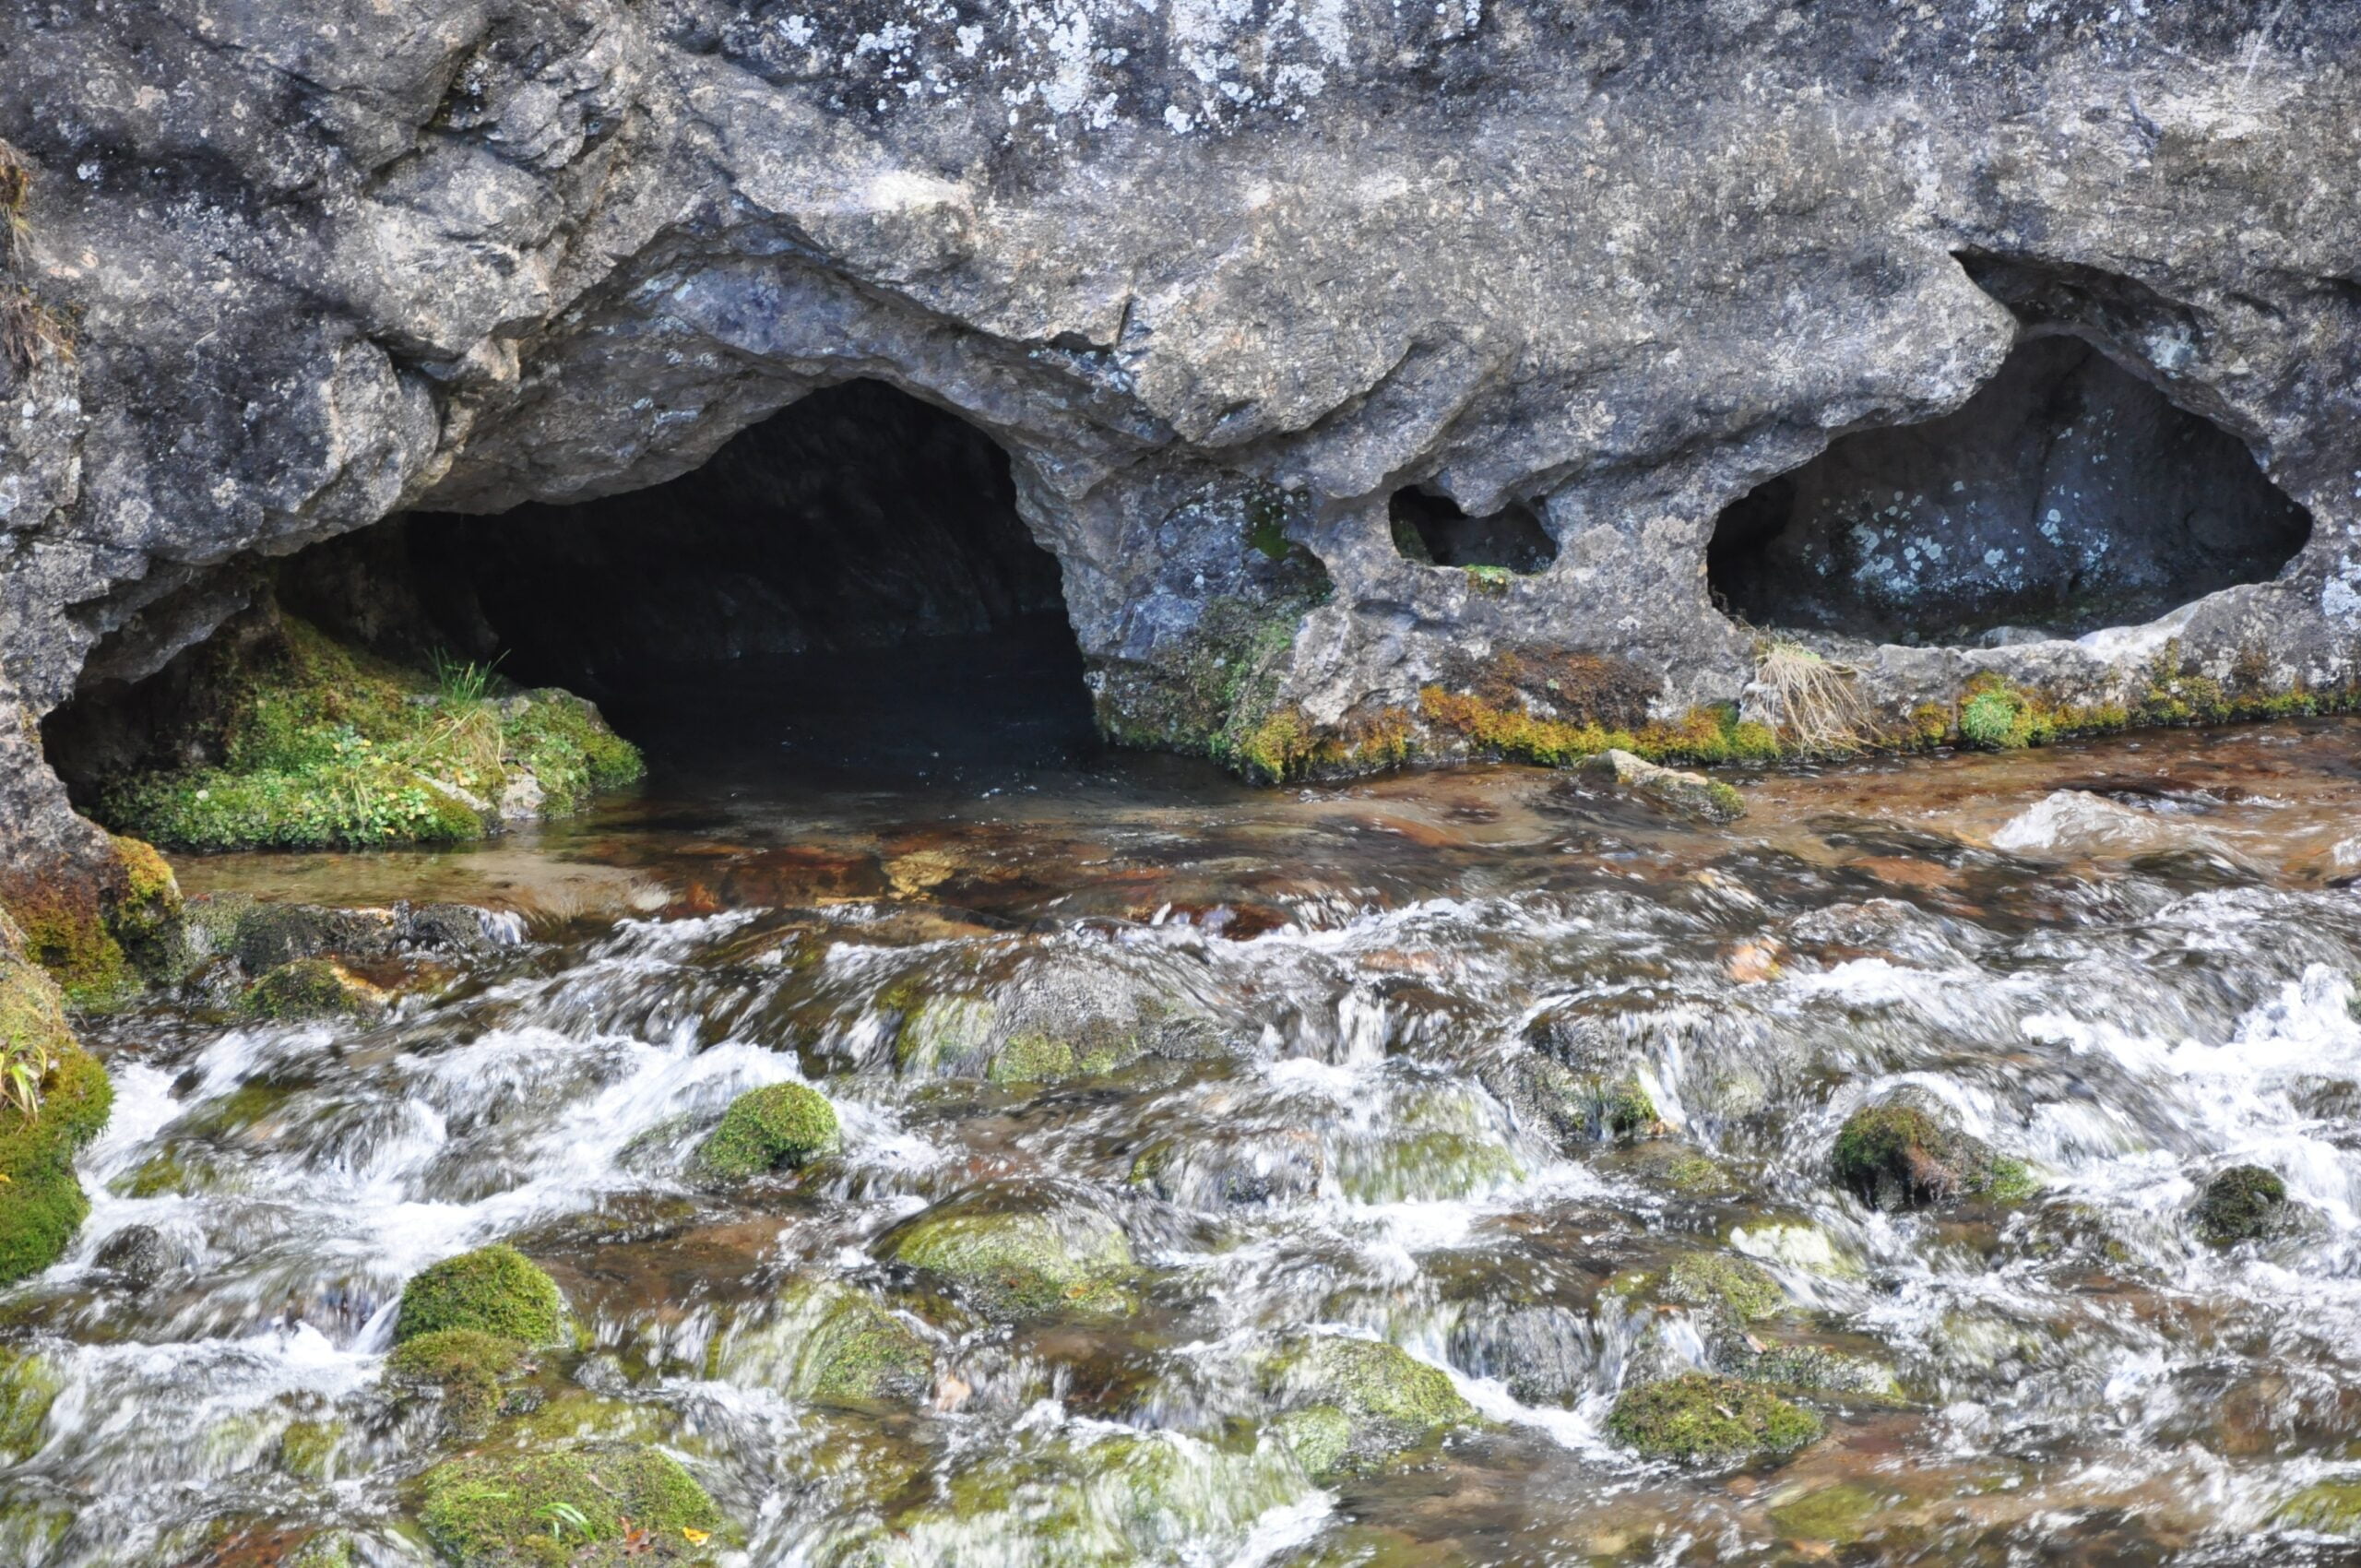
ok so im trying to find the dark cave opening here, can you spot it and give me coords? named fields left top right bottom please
left=47, top=381, right=1099, bottom=796
left=1706, top=335, right=2313, bottom=646
left=1389, top=487, right=1559, bottom=574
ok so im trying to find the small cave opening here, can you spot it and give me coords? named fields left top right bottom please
left=46, top=380, right=1098, bottom=802
left=1389, top=487, right=1559, bottom=574
left=1706, top=335, right=2313, bottom=646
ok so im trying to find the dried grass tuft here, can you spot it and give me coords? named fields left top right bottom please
left=1756, top=637, right=1866, bottom=755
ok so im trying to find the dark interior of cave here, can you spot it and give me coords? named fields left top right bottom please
left=1389, top=487, right=1559, bottom=573
left=1706, top=334, right=2312, bottom=645
left=47, top=381, right=1100, bottom=793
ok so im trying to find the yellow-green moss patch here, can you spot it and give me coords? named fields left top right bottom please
left=694, top=1082, right=839, bottom=1178
left=393, top=1244, right=565, bottom=1347
left=418, top=1443, right=723, bottom=1566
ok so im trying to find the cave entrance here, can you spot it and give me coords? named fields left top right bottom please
left=51, top=381, right=1097, bottom=801
left=1706, top=335, right=2312, bottom=646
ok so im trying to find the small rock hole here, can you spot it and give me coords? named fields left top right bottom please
left=1389, top=488, right=1559, bottom=573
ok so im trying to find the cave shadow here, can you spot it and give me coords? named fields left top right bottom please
left=1707, top=334, right=2312, bottom=647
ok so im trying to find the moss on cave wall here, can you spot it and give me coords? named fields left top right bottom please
left=81, top=612, right=643, bottom=852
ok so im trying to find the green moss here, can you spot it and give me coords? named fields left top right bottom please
left=1463, top=564, right=1513, bottom=595
left=0, top=964, right=112, bottom=1284
left=987, top=1030, right=1140, bottom=1086
left=387, top=1328, right=531, bottom=1435
left=1831, top=1101, right=2025, bottom=1212
left=1272, top=1403, right=1353, bottom=1480
left=393, top=1244, right=565, bottom=1347
left=2274, top=1479, right=2361, bottom=1537
left=418, top=1443, right=723, bottom=1566
left=93, top=614, right=641, bottom=851
left=1605, top=1372, right=1821, bottom=1464
left=1268, top=1336, right=1477, bottom=1441
left=884, top=1203, right=1135, bottom=1318
left=0, top=1346, right=59, bottom=1463
left=2193, top=1164, right=2287, bottom=1244
left=277, top=1418, right=342, bottom=1481
left=1959, top=687, right=2028, bottom=750
left=244, top=958, right=381, bottom=1020
left=695, top=1082, right=839, bottom=1178
left=1662, top=1253, right=1786, bottom=1322
left=796, top=1288, right=933, bottom=1407
left=1768, top=1480, right=1893, bottom=1543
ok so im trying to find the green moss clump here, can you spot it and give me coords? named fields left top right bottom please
left=1768, top=1480, right=1894, bottom=1543
left=1605, top=1372, right=1821, bottom=1464
left=795, top=1288, right=933, bottom=1407
left=94, top=614, right=642, bottom=851
left=1267, top=1335, right=1477, bottom=1455
left=1830, top=1100, right=2026, bottom=1212
left=387, top=1328, right=530, bottom=1435
left=1662, top=1253, right=1786, bottom=1322
left=1272, top=1403, right=1353, bottom=1480
left=244, top=958, right=382, bottom=1020
left=393, top=1243, right=565, bottom=1347
left=884, top=1202, right=1135, bottom=1318
left=0, top=1346, right=60, bottom=1463
left=1959, top=687, right=2029, bottom=750
left=695, top=1083, right=839, bottom=1179
left=2274, top=1479, right=2361, bottom=1537
left=0, top=952, right=113, bottom=1284
left=986, top=1031, right=1140, bottom=1086
left=418, top=1443, right=723, bottom=1566
left=2193, top=1164, right=2287, bottom=1244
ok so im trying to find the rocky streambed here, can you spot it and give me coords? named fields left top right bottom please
left=3, top=720, right=2361, bottom=1565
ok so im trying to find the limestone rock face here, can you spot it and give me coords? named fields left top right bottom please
left=3, top=3, right=2360, bottom=867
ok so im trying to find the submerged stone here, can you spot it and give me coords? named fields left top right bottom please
left=1605, top=1372, right=1821, bottom=1465
left=394, top=1243, right=566, bottom=1347
left=694, top=1081, right=840, bottom=1179
left=418, top=1443, right=723, bottom=1565
left=715, top=1280, right=934, bottom=1408
left=1581, top=748, right=1747, bottom=823
left=243, top=957, right=386, bottom=1020
left=2193, top=1164, right=2288, bottom=1244
left=2274, top=1479, right=2361, bottom=1538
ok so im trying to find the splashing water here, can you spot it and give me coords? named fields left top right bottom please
left=10, top=720, right=2361, bottom=1565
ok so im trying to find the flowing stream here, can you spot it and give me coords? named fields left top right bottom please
left=9, top=714, right=2361, bottom=1566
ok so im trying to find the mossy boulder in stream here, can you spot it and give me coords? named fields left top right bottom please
left=694, top=1082, right=839, bottom=1178
left=418, top=1443, right=723, bottom=1565
left=243, top=957, right=386, bottom=1020
left=882, top=1193, right=1136, bottom=1317
left=1660, top=1253, right=1786, bottom=1322
left=1606, top=1372, right=1821, bottom=1465
left=1264, top=1335, right=1478, bottom=1478
left=0, top=1346, right=60, bottom=1462
left=1831, top=1098, right=2032, bottom=1212
left=2193, top=1164, right=2288, bottom=1243
left=714, top=1279, right=934, bottom=1407
left=2273, top=1479, right=2361, bottom=1538
left=387, top=1328, right=532, bottom=1436
left=0, top=944, right=113, bottom=1285
left=394, top=1244, right=566, bottom=1347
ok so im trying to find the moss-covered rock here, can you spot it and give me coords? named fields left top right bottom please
left=417, top=1443, right=723, bottom=1566
left=244, top=957, right=386, bottom=1020
left=1605, top=1372, right=1821, bottom=1465
left=1767, top=1480, right=1895, bottom=1543
left=1831, top=1099, right=2029, bottom=1212
left=694, top=1082, right=839, bottom=1179
left=1264, top=1336, right=1478, bottom=1477
left=1660, top=1253, right=1786, bottom=1322
left=0, top=950, right=113, bottom=1285
left=882, top=1194, right=1136, bottom=1318
left=0, top=1346, right=59, bottom=1463
left=2193, top=1164, right=2288, bottom=1244
left=394, top=1244, right=566, bottom=1347
left=92, top=612, right=643, bottom=852
left=714, top=1280, right=933, bottom=1407
left=2274, top=1479, right=2361, bottom=1537
left=387, top=1328, right=532, bottom=1436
